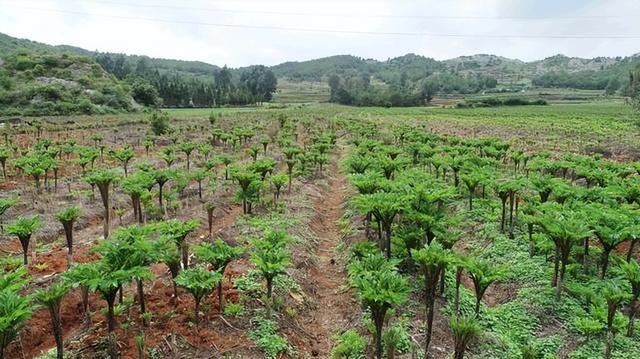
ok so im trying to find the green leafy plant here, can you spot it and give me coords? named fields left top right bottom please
left=412, top=241, right=452, bottom=355
left=348, top=253, right=410, bottom=359
left=331, top=330, right=367, bottom=359
left=55, top=206, right=81, bottom=265
left=34, top=281, right=70, bottom=359
left=175, top=265, right=222, bottom=326
left=250, top=230, right=291, bottom=311
left=86, top=168, right=121, bottom=238
left=194, top=239, right=242, bottom=308
left=6, top=215, right=40, bottom=265
left=450, top=315, right=482, bottom=359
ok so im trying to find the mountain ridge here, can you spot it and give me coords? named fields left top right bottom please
left=1, top=31, right=638, bottom=81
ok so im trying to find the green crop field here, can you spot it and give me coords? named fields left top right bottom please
left=3, top=98, right=640, bottom=359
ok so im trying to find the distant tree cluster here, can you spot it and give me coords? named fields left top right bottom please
left=95, top=54, right=277, bottom=107
left=630, top=66, right=640, bottom=111
left=328, top=71, right=497, bottom=107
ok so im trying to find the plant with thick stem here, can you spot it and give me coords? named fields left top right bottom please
left=194, top=239, right=242, bottom=308
left=110, top=146, right=135, bottom=176
left=86, top=169, right=120, bottom=239
left=175, top=265, right=221, bottom=326
left=122, top=171, right=154, bottom=223
left=205, top=202, right=216, bottom=240
left=88, top=262, right=146, bottom=358
left=0, top=268, right=33, bottom=359
left=153, top=236, right=182, bottom=304
left=602, top=281, right=630, bottom=359
left=353, top=191, right=404, bottom=258
left=251, top=230, right=291, bottom=307
left=198, top=142, right=212, bottom=160
left=260, top=136, right=270, bottom=154
left=161, top=147, right=177, bottom=167
left=101, top=225, right=157, bottom=326
left=249, top=158, right=277, bottom=181
left=588, top=204, right=630, bottom=278
left=529, top=174, right=562, bottom=203
left=461, top=171, right=481, bottom=210
left=6, top=215, right=40, bottom=265
left=464, top=258, right=503, bottom=315
left=404, top=181, right=456, bottom=245
left=450, top=315, right=482, bottom=359
left=616, top=258, right=640, bottom=337
left=55, top=206, right=81, bottom=265
left=270, top=173, right=288, bottom=207
left=152, top=168, right=174, bottom=215
left=0, top=198, right=17, bottom=234
left=247, top=146, right=260, bottom=161
left=34, top=281, right=69, bottom=359
left=218, top=155, right=234, bottom=180
left=178, top=141, right=197, bottom=171
left=61, top=263, right=96, bottom=326
left=155, top=219, right=200, bottom=270
left=411, top=241, right=452, bottom=356
left=77, top=146, right=99, bottom=174
left=347, top=253, right=409, bottom=359
left=0, top=146, right=9, bottom=178
left=539, top=202, right=591, bottom=300
left=232, top=168, right=261, bottom=214
left=13, top=152, right=47, bottom=193
left=191, top=169, right=208, bottom=199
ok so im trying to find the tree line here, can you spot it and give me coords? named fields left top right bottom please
left=94, top=53, right=277, bottom=107
left=328, top=71, right=498, bottom=107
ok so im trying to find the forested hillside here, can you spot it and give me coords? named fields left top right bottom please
left=1, top=31, right=639, bottom=112
left=0, top=52, right=136, bottom=116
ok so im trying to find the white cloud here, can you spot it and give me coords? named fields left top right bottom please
left=0, top=0, right=638, bottom=66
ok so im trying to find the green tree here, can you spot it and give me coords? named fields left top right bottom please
left=6, top=215, right=40, bottom=265
left=251, top=230, right=291, bottom=307
left=0, top=268, right=33, bottom=359
left=412, top=242, right=452, bottom=355
left=149, top=110, right=170, bottom=136
left=34, top=282, right=69, bottom=359
left=175, top=266, right=222, bottom=326
left=539, top=203, right=591, bottom=300
left=465, top=258, right=503, bottom=315
left=450, top=315, right=482, bottom=359
left=86, top=169, right=120, bottom=239
left=602, top=282, right=630, bottom=359
left=270, top=173, right=288, bottom=208
left=61, top=263, right=96, bottom=326
left=354, top=192, right=404, bottom=258
left=55, top=206, right=81, bottom=265
left=155, top=219, right=200, bottom=270
left=152, top=168, right=173, bottom=215
left=178, top=141, right=197, bottom=171
left=589, top=205, right=630, bottom=278
left=0, top=198, right=17, bottom=234
left=194, top=239, right=242, bottom=308
left=617, top=258, right=640, bottom=336
left=0, top=146, right=9, bottom=178
left=110, top=146, right=135, bottom=176
left=122, top=171, right=154, bottom=223
left=348, top=253, right=410, bottom=359
left=232, top=168, right=261, bottom=214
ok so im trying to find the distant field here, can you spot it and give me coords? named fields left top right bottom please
left=161, top=100, right=639, bottom=158
left=272, top=79, right=330, bottom=103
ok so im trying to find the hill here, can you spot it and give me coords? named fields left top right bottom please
left=0, top=51, right=137, bottom=116
left=1, top=31, right=639, bottom=110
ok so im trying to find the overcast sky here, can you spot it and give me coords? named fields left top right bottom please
left=1, top=0, right=639, bottom=67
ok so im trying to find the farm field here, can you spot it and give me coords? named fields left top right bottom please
left=2, top=101, right=640, bottom=359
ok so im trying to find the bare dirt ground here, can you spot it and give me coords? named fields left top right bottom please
left=301, top=150, right=360, bottom=357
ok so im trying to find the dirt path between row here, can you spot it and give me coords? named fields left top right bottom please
left=303, top=150, right=359, bottom=357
